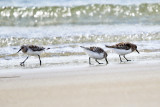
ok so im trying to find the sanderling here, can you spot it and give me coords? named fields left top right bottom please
left=105, top=42, right=139, bottom=62
left=80, top=46, right=108, bottom=65
left=17, top=45, right=50, bottom=66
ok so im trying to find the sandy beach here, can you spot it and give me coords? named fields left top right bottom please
left=0, top=0, right=160, bottom=107
left=0, top=63, right=160, bottom=107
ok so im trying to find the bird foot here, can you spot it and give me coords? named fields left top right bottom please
left=20, top=62, right=25, bottom=66
left=98, top=63, right=104, bottom=64
left=120, top=61, right=125, bottom=63
left=127, top=60, right=131, bottom=61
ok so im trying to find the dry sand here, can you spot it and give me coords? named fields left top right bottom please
left=0, top=63, right=160, bottom=107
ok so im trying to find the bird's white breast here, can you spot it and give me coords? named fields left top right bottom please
left=113, top=48, right=132, bottom=55
left=26, top=48, right=44, bottom=55
left=83, top=49, right=104, bottom=59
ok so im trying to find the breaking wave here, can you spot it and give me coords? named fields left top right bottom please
left=0, top=32, right=160, bottom=47
left=0, top=3, right=160, bottom=26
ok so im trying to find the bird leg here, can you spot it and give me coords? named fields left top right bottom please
left=123, top=55, right=131, bottom=61
left=119, top=55, right=123, bottom=62
left=38, top=55, right=41, bottom=66
left=20, top=56, right=29, bottom=66
left=105, top=57, right=108, bottom=64
left=89, top=57, right=91, bottom=65
left=95, top=59, right=103, bottom=64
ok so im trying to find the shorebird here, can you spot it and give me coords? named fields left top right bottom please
left=17, top=45, right=49, bottom=66
left=80, top=46, right=108, bottom=65
left=105, top=42, right=139, bottom=62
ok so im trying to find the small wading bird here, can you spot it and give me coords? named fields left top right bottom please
left=17, top=45, right=50, bottom=66
left=80, top=46, right=108, bottom=65
left=105, top=42, right=139, bottom=62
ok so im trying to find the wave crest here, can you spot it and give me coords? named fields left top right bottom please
left=0, top=3, right=160, bottom=26
left=0, top=32, right=160, bottom=47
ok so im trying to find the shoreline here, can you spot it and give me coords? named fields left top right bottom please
left=0, top=62, right=160, bottom=107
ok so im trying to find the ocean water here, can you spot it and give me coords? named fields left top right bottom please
left=0, top=0, right=160, bottom=69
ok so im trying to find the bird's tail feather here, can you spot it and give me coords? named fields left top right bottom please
left=105, top=45, right=113, bottom=48
left=80, top=46, right=86, bottom=49
left=80, top=46, right=90, bottom=50
left=46, top=48, right=50, bottom=50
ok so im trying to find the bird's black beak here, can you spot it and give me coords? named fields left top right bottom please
left=136, top=49, right=140, bottom=54
left=17, top=48, right=22, bottom=53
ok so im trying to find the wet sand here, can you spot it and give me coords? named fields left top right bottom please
left=0, top=63, right=160, bottom=107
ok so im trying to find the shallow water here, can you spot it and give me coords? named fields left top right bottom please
left=0, top=25, right=160, bottom=69
left=0, top=0, right=160, bottom=70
